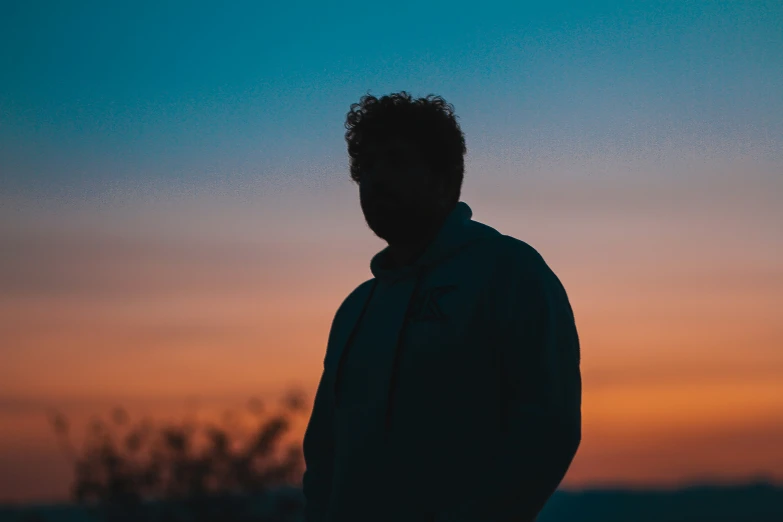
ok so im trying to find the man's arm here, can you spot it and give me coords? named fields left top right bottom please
left=493, top=251, right=582, bottom=521
left=302, top=365, right=335, bottom=522
left=442, top=245, right=582, bottom=522
left=302, top=280, right=375, bottom=521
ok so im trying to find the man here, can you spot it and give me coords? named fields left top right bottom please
left=303, top=91, right=581, bottom=522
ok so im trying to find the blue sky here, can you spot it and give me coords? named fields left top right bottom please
left=2, top=0, right=781, bottom=200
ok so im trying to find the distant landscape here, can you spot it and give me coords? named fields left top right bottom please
left=2, top=482, right=782, bottom=522
left=2, top=399, right=780, bottom=522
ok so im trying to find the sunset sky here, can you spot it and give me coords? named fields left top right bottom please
left=1, top=0, right=782, bottom=503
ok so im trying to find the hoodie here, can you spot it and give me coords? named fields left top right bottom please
left=303, top=201, right=581, bottom=522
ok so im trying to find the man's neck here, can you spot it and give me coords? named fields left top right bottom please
left=387, top=210, right=449, bottom=268
left=387, top=239, right=430, bottom=269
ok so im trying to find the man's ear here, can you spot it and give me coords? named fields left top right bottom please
left=435, top=182, right=449, bottom=209
left=438, top=181, right=456, bottom=209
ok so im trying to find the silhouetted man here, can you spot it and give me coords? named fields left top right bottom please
left=303, top=91, right=581, bottom=522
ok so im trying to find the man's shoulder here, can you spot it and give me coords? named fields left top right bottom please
left=333, top=278, right=376, bottom=319
left=346, top=278, right=376, bottom=302
left=485, top=234, right=549, bottom=272
left=323, top=278, right=376, bottom=354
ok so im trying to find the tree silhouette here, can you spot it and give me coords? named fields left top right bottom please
left=49, top=391, right=308, bottom=522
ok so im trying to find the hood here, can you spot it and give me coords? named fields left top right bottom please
left=369, top=201, right=501, bottom=283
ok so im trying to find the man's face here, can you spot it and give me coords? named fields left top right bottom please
left=358, top=137, right=446, bottom=245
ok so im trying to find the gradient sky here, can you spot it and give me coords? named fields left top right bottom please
left=1, top=0, right=782, bottom=503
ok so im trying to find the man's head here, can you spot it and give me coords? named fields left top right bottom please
left=345, top=91, right=467, bottom=246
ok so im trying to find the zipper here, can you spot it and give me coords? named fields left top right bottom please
left=384, top=267, right=428, bottom=432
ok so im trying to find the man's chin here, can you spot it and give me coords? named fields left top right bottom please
left=367, top=220, right=408, bottom=243
left=373, top=225, right=430, bottom=247
left=371, top=228, right=404, bottom=245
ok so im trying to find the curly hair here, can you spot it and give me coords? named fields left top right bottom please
left=345, top=91, right=467, bottom=204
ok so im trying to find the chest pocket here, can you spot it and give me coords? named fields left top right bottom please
left=396, top=282, right=494, bottom=424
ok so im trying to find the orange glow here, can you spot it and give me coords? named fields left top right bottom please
left=1, top=159, right=782, bottom=502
